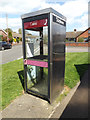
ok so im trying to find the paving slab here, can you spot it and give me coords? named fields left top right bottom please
left=1, top=81, right=80, bottom=119
left=2, top=94, right=53, bottom=118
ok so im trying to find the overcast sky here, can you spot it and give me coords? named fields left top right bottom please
left=0, top=0, right=89, bottom=33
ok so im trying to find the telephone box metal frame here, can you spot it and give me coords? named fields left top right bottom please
left=21, top=8, right=66, bottom=103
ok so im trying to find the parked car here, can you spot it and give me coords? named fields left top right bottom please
left=0, top=41, right=12, bottom=50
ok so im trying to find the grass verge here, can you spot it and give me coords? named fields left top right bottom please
left=65, top=52, right=88, bottom=88
left=2, top=59, right=24, bottom=110
left=2, top=52, right=89, bottom=110
left=56, top=52, right=89, bottom=102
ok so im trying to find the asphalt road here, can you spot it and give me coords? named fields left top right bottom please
left=60, top=68, right=88, bottom=119
left=66, top=46, right=88, bottom=53
left=0, top=44, right=88, bottom=64
left=0, top=44, right=23, bottom=64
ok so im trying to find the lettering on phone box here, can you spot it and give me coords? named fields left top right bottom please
left=53, top=15, right=66, bottom=26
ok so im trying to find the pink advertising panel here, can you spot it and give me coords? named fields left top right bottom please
left=24, top=59, right=48, bottom=68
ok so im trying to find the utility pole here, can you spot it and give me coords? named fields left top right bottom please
left=88, top=1, right=90, bottom=41
left=6, top=13, right=8, bottom=42
left=88, top=1, right=90, bottom=27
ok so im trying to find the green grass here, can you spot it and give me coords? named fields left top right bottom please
left=2, top=59, right=24, bottom=110
left=65, top=52, right=89, bottom=88
left=56, top=89, right=70, bottom=102
left=56, top=52, right=88, bottom=102
left=1, top=52, right=89, bottom=110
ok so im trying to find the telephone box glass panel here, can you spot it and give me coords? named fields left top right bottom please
left=24, top=19, right=48, bottom=96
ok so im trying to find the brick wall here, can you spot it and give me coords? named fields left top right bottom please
left=66, top=42, right=90, bottom=47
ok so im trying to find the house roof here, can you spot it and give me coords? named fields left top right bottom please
left=76, top=27, right=90, bottom=38
left=12, top=32, right=37, bottom=39
left=66, top=31, right=82, bottom=38
left=0, top=29, right=7, bottom=35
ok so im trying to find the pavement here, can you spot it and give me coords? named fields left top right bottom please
left=66, top=46, right=88, bottom=53
left=60, top=68, right=88, bottom=119
left=1, top=81, right=80, bottom=119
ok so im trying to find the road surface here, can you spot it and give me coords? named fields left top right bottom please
left=66, top=46, right=88, bottom=53
left=60, top=68, right=88, bottom=119
left=0, top=44, right=88, bottom=64
left=1, top=44, right=23, bottom=64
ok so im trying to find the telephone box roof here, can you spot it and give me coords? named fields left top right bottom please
left=21, top=7, right=66, bottom=21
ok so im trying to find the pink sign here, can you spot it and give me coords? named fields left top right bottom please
left=24, top=59, right=48, bottom=68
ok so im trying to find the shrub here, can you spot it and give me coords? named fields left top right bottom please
left=8, top=36, right=13, bottom=44
left=9, top=39, right=13, bottom=44
left=2, top=36, right=7, bottom=42
left=19, top=37, right=22, bottom=41
left=78, top=37, right=84, bottom=42
left=16, top=39, right=19, bottom=43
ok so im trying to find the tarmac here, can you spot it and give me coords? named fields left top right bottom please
left=1, top=69, right=88, bottom=119
left=60, top=69, right=88, bottom=119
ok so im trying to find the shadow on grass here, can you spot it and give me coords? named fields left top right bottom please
left=75, top=64, right=89, bottom=80
left=17, top=70, right=25, bottom=90
left=17, top=70, right=50, bottom=103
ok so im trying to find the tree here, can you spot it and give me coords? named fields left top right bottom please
left=5, top=28, right=12, bottom=38
left=78, top=37, right=84, bottom=42
left=5, top=28, right=12, bottom=33
left=18, top=28, right=22, bottom=34
left=5, top=28, right=13, bottom=42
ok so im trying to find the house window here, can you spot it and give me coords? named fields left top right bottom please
left=88, top=30, right=90, bottom=33
left=84, top=38, right=88, bottom=41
